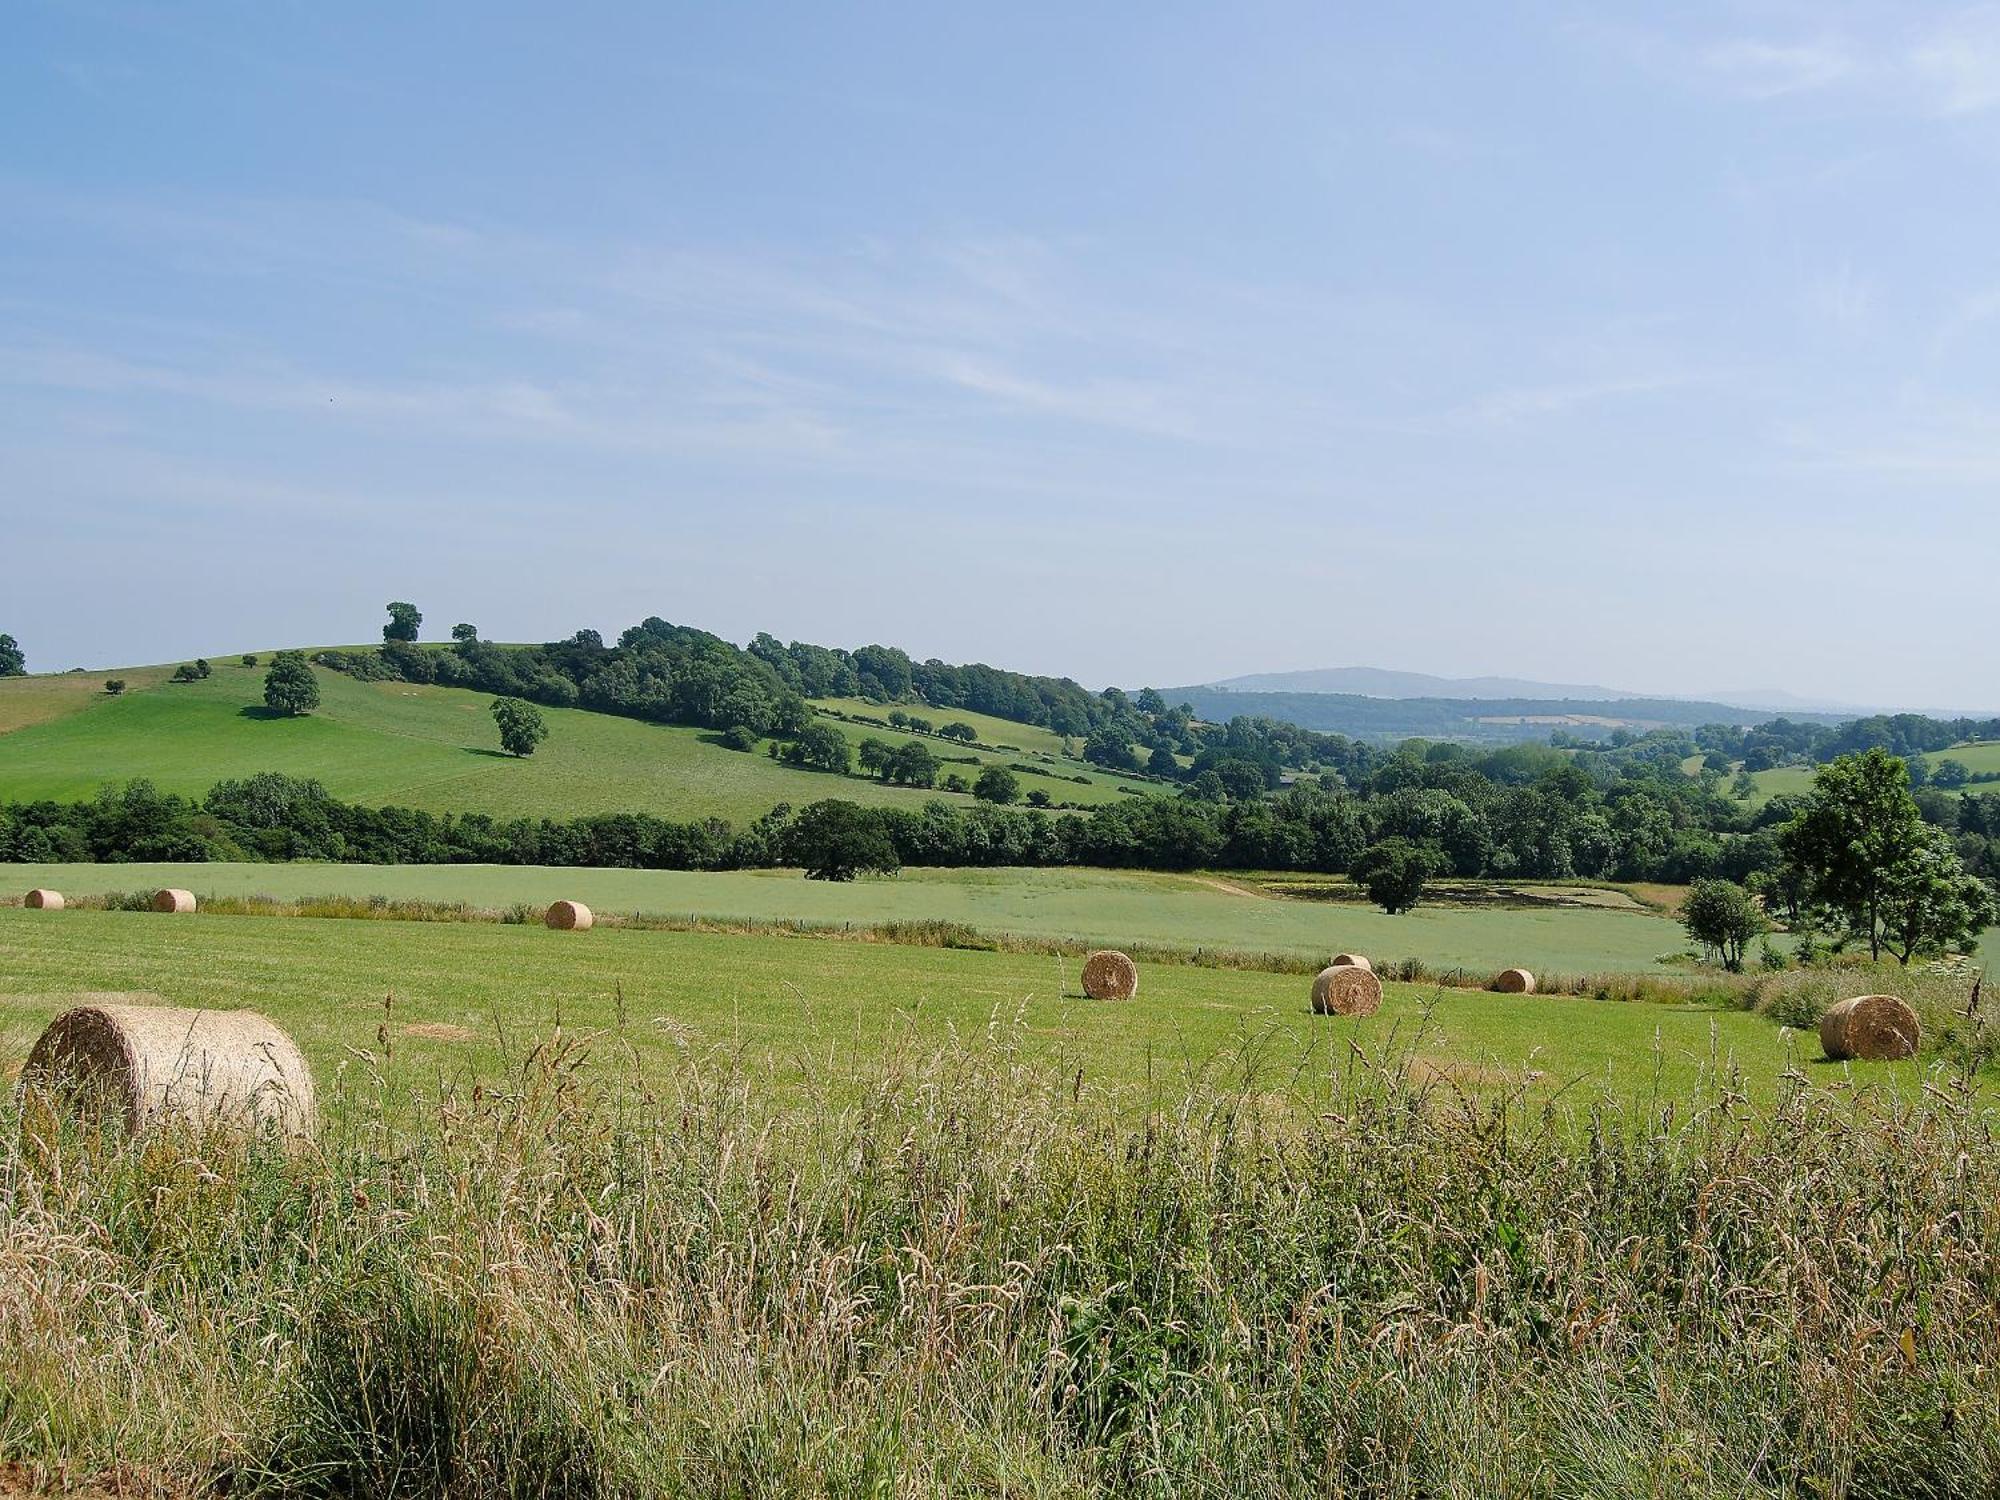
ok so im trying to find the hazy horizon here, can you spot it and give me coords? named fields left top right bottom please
left=7, top=3, right=1999, bottom=705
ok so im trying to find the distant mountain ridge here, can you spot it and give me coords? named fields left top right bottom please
left=1202, top=667, right=1645, bottom=701
left=1199, top=668, right=1879, bottom=716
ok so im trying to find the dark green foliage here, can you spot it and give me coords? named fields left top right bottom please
left=383, top=601, right=423, bottom=643
left=1352, top=838, right=1441, bottom=914
left=0, top=632, right=23, bottom=676
left=781, top=722, right=852, bottom=774
left=490, top=697, right=549, bottom=758
left=1782, top=749, right=1993, bottom=961
left=262, top=651, right=320, bottom=716
left=973, top=764, right=1020, bottom=804
left=240, top=653, right=258, bottom=667
left=451, top=622, right=478, bottom=643
left=719, top=724, right=758, bottom=751
left=787, top=799, right=901, bottom=880
left=1681, top=878, right=1768, bottom=971
left=171, top=663, right=202, bottom=683
left=103, top=679, right=125, bottom=695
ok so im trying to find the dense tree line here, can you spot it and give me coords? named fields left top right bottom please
left=11, top=748, right=1997, bottom=900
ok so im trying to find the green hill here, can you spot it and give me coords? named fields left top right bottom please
left=0, top=657, right=1162, bottom=823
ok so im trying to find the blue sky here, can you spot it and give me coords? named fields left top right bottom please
left=4, top=2, right=1997, bottom=706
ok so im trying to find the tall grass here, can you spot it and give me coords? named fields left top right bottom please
left=5, top=1012, right=2000, bottom=1496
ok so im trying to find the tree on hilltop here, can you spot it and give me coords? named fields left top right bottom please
left=383, top=601, right=423, bottom=643
left=263, top=651, right=320, bottom=716
left=0, top=634, right=23, bottom=676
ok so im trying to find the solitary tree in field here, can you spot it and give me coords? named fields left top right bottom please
left=451, top=622, right=478, bottom=644
left=490, top=696, right=549, bottom=757
left=241, top=653, right=258, bottom=667
left=104, top=678, right=126, bottom=696
left=1681, top=878, right=1767, bottom=972
left=262, top=651, right=320, bottom=716
left=0, top=634, right=23, bottom=676
left=974, top=764, right=1021, bottom=804
left=1780, top=748, right=1990, bottom=962
left=383, top=601, right=423, bottom=643
left=1351, top=838, right=1440, bottom=914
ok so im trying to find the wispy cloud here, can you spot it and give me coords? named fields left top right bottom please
left=1457, top=373, right=1702, bottom=427
left=1697, top=38, right=1856, bottom=99
left=1908, top=5, right=2000, bottom=113
left=1589, top=6, right=2000, bottom=117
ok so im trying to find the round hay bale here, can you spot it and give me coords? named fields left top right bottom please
left=19, top=1003, right=316, bottom=1136
left=151, top=888, right=197, bottom=914
left=1819, top=994, right=1920, bottom=1062
left=1491, top=968, right=1536, bottom=995
left=23, top=889, right=64, bottom=911
left=1330, top=952, right=1372, bottom=972
left=545, top=899, right=594, bottom=931
left=1311, top=964, right=1383, bottom=1017
left=1081, top=950, right=1139, bottom=1001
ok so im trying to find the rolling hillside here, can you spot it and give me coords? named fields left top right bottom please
left=0, top=657, right=1162, bottom=822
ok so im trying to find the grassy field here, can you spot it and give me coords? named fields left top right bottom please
left=810, top=696, right=1073, bottom=757
left=0, top=664, right=1143, bottom=823
left=0, top=907, right=1912, bottom=1113
left=7, top=924, right=1992, bottom=1495
left=0, top=861, right=1707, bottom=975
left=0, top=663, right=1162, bottom=821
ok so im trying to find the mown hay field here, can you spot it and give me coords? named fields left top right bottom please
left=4, top=861, right=1702, bottom=974
left=0, top=906, right=1926, bottom=1114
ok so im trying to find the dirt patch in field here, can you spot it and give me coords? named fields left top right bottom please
left=402, top=1022, right=477, bottom=1042
left=1260, top=879, right=1654, bottom=913
left=1406, top=1058, right=1546, bottom=1092
left=1187, top=876, right=1272, bottom=900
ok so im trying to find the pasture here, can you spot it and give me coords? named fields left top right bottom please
left=0, top=906, right=1905, bottom=1113
left=0, top=664, right=1159, bottom=819
left=3, top=860, right=1703, bottom=974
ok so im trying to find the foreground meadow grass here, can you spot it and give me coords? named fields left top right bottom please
left=3, top=861, right=1700, bottom=975
left=1, top=1008, right=1995, bottom=1497
left=0, top=907, right=1928, bottom=1114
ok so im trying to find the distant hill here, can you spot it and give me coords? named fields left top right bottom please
left=0, top=655, right=1161, bottom=822
left=1200, top=667, right=1646, bottom=701
left=1162, top=685, right=1850, bottom=742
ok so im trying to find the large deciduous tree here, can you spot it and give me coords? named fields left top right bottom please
left=1352, top=837, right=1440, bottom=914
left=383, top=601, right=423, bottom=643
left=1780, top=748, right=1991, bottom=962
left=490, top=696, right=550, bottom=757
left=262, top=651, right=320, bottom=716
left=786, top=800, right=900, bottom=881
